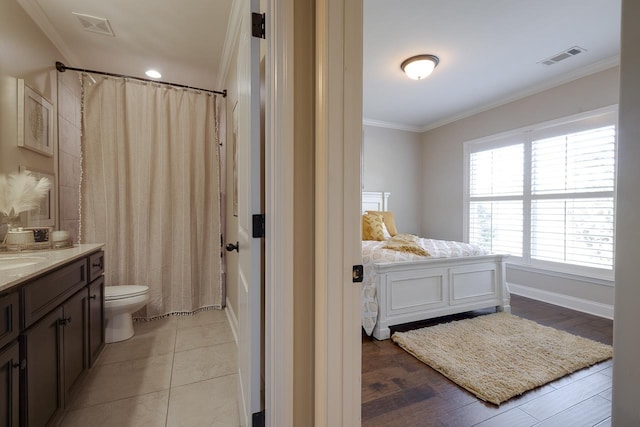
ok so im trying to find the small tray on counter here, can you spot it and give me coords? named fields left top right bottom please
left=1, top=238, right=74, bottom=252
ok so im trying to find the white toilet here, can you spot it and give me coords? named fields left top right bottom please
left=104, top=285, right=150, bottom=343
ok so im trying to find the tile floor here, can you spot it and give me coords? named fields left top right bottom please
left=59, top=309, right=243, bottom=427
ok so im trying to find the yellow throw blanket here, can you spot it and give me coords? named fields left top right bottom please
left=384, top=233, right=430, bottom=257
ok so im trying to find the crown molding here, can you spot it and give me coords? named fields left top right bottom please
left=418, top=55, right=620, bottom=133
left=362, top=118, right=422, bottom=133
left=216, top=0, right=244, bottom=91
left=364, top=56, right=619, bottom=135
left=17, top=0, right=77, bottom=65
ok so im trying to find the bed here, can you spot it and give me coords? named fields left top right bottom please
left=361, top=191, right=511, bottom=340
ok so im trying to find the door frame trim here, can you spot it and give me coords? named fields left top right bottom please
left=265, top=0, right=295, bottom=425
left=265, top=0, right=362, bottom=423
left=314, top=0, right=363, bottom=425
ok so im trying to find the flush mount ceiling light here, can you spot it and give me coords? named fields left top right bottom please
left=145, top=69, right=162, bottom=79
left=401, top=54, right=440, bottom=80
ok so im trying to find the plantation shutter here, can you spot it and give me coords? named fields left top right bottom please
left=465, top=108, right=616, bottom=277
left=530, top=125, right=616, bottom=269
left=468, top=144, right=523, bottom=256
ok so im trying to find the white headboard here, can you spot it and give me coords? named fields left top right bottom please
left=362, top=191, right=390, bottom=213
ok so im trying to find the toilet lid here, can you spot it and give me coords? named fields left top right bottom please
left=105, top=285, right=149, bottom=300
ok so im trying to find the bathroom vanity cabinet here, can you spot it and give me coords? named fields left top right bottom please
left=87, top=252, right=105, bottom=367
left=0, top=292, right=20, bottom=427
left=0, top=246, right=104, bottom=427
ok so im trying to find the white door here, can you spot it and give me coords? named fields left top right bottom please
left=236, top=2, right=263, bottom=425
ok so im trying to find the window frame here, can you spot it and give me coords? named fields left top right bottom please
left=463, top=106, right=618, bottom=282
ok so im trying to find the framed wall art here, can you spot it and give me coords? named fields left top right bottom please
left=18, top=166, right=55, bottom=227
left=17, top=79, right=54, bottom=157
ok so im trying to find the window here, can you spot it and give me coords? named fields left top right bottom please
left=465, top=108, right=617, bottom=278
left=468, top=144, right=524, bottom=256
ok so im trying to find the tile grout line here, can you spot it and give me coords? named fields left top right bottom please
left=61, top=312, right=236, bottom=425
left=174, top=338, right=237, bottom=355
left=164, top=319, right=179, bottom=427
left=171, top=372, right=241, bottom=390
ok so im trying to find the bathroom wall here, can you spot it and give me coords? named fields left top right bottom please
left=0, top=0, right=59, bottom=174
left=0, top=0, right=68, bottom=232
left=57, top=72, right=82, bottom=243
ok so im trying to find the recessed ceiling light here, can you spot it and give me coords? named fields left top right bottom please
left=145, top=69, right=162, bottom=79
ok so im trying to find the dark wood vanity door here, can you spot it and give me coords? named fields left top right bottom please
left=0, top=293, right=19, bottom=350
left=88, top=251, right=105, bottom=283
left=88, top=276, right=105, bottom=367
left=62, top=289, right=89, bottom=405
left=23, top=307, right=63, bottom=427
left=0, top=340, right=19, bottom=427
left=22, top=259, right=86, bottom=329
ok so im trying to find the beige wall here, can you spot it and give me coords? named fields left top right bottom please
left=420, top=66, right=619, bottom=241
left=363, top=125, right=422, bottom=234
left=0, top=0, right=66, bottom=232
left=612, top=0, right=640, bottom=423
left=420, top=67, right=619, bottom=306
left=0, top=0, right=60, bottom=175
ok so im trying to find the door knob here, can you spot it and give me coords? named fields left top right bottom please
left=226, top=242, right=239, bottom=252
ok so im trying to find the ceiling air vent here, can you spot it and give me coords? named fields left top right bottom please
left=72, top=12, right=115, bottom=36
left=539, top=46, right=586, bottom=66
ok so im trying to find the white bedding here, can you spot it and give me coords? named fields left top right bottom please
left=361, top=237, right=490, bottom=335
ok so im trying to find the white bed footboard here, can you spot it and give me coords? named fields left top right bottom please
left=371, top=254, right=510, bottom=340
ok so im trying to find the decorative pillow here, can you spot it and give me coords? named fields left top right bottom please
left=366, top=211, right=398, bottom=236
left=362, top=213, right=387, bottom=241
left=381, top=222, right=392, bottom=240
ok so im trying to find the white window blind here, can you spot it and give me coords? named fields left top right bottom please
left=470, top=145, right=524, bottom=197
left=532, top=126, right=615, bottom=195
left=465, top=110, right=617, bottom=277
left=468, top=144, right=524, bottom=256
left=469, top=200, right=523, bottom=256
left=531, top=198, right=614, bottom=268
left=530, top=125, right=616, bottom=269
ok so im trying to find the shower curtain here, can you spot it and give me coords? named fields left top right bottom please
left=80, top=75, right=223, bottom=318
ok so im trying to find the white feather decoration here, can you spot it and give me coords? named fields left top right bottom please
left=0, top=171, right=50, bottom=217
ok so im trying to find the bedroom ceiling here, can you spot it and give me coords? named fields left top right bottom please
left=17, top=0, right=621, bottom=132
left=364, top=0, right=621, bottom=131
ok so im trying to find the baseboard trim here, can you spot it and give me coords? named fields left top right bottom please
left=508, top=282, right=614, bottom=320
left=225, top=297, right=239, bottom=344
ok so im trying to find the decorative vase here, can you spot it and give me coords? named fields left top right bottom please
left=0, top=215, right=21, bottom=245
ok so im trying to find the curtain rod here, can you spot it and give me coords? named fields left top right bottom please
left=55, top=61, right=227, bottom=97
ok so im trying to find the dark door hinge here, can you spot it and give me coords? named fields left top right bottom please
left=252, top=214, right=265, bottom=238
left=252, top=12, right=265, bottom=39
left=353, top=265, right=364, bottom=283
left=252, top=410, right=265, bottom=427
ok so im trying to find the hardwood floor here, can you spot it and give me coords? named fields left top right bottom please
left=362, top=294, right=613, bottom=427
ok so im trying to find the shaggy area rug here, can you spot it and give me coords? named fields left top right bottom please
left=391, top=312, right=613, bottom=405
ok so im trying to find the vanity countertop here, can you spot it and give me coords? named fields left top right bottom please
left=0, top=243, right=104, bottom=293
